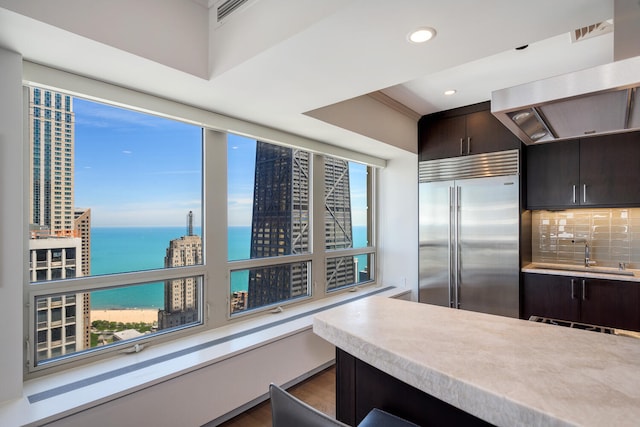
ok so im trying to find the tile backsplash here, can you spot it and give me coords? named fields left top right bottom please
left=532, top=209, right=640, bottom=269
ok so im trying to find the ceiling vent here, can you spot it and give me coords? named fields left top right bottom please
left=216, top=0, right=250, bottom=22
left=570, top=19, right=613, bottom=43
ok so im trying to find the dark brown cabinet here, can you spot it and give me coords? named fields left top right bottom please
left=580, top=278, right=640, bottom=331
left=523, top=273, right=640, bottom=331
left=526, top=139, right=579, bottom=208
left=526, top=131, right=640, bottom=209
left=579, top=132, right=640, bottom=206
left=336, top=349, right=491, bottom=427
left=419, top=102, right=520, bottom=161
left=522, top=273, right=580, bottom=322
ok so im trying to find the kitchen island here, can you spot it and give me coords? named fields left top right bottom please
left=313, top=296, right=640, bottom=426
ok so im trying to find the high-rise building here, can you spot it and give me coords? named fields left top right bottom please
left=28, top=88, right=90, bottom=362
left=74, top=208, right=91, bottom=277
left=323, top=156, right=355, bottom=290
left=246, top=142, right=354, bottom=310
left=158, top=212, right=202, bottom=329
left=29, top=88, right=75, bottom=237
left=74, top=208, right=92, bottom=349
left=30, top=237, right=88, bottom=362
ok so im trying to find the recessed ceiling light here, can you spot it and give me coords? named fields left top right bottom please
left=444, top=89, right=457, bottom=96
left=531, top=130, right=548, bottom=140
left=408, top=27, right=436, bottom=43
left=512, top=111, right=531, bottom=122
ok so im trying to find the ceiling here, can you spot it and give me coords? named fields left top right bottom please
left=0, top=0, right=616, bottom=160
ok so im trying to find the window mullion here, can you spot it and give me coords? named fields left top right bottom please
left=310, top=154, right=326, bottom=299
left=204, top=129, right=229, bottom=326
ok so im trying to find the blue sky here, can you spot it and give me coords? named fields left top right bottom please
left=73, top=98, right=368, bottom=228
left=74, top=98, right=202, bottom=227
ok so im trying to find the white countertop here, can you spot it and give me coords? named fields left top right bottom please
left=522, top=263, right=640, bottom=282
left=313, top=297, right=640, bottom=427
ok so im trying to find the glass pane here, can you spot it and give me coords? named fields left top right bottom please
left=324, top=159, right=370, bottom=250
left=27, top=86, right=203, bottom=284
left=326, top=254, right=373, bottom=291
left=228, top=136, right=310, bottom=262
left=230, top=262, right=310, bottom=314
left=34, top=275, right=203, bottom=366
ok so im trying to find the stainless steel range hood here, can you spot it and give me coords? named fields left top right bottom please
left=491, top=55, right=640, bottom=145
left=492, top=0, right=640, bottom=145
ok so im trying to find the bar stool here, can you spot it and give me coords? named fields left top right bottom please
left=269, top=383, right=420, bottom=427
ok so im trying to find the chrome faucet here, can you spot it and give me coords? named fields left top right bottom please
left=572, top=238, right=595, bottom=267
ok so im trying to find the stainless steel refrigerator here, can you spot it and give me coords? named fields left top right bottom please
left=418, top=150, right=520, bottom=318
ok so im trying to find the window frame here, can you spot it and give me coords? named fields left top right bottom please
left=22, top=64, right=383, bottom=377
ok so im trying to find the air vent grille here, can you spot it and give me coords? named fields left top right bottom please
left=571, top=19, right=613, bottom=43
left=419, top=150, right=519, bottom=183
left=217, top=0, right=249, bottom=22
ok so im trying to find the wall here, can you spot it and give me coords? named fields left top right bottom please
left=0, top=47, right=24, bottom=401
left=45, top=329, right=334, bottom=427
left=378, top=153, right=419, bottom=299
left=532, top=208, right=640, bottom=269
left=0, top=0, right=208, bottom=78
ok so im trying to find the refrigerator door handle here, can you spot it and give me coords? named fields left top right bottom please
left=456, top=186, right=462, bottom=309
left=448, top=186, right=454, bottom=308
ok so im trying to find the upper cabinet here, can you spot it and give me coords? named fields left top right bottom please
left=526, top=131, right=640, bottom=209
left=526, top=139, right=580, bottom=208
left=419, top=102, right=521, bottom=161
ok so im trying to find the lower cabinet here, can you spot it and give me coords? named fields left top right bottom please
left=523, top=273, right=640, bottom=331
left=336, top=349, right=491, bottom=427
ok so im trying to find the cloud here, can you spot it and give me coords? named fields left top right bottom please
left=122, top=150, right=132, bottom=154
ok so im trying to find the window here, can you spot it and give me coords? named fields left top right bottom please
left=227, top=136, right=375, bottom=315
left=25, top=81, right=378, bottom=374
left=27, top=86, right=204, bottom=370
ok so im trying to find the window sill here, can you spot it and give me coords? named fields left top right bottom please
left=1, top=285, right=409, bottom=426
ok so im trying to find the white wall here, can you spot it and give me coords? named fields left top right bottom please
left=45, top=329, right=334, bottom=427
left=378, top=152, right=419, bottom=299
left=0, top=47, right=24, bottom=402
left=0, top=0, right=208, bottom=78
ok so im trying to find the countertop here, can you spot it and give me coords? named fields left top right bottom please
left=313, top=297, right=640, bottom=427
left=522, top=262, right=640, bottom=282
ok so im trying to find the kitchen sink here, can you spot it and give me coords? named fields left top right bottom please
left=531, top=264, right=635, bottom=277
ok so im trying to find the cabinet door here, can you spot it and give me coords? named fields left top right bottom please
left=522, top=273, right=580, bottom=322
left=464, top=110, right=520, bottom=155
left=579, top=132, right=640, bottom=206
left=580, top=279, right=640, bottom=331
left=526, top=139, right=579, bottom=209
left=419, top=115, right=466, bottom=160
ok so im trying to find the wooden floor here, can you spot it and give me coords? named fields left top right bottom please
left=219, top=365, right=336, bottom=427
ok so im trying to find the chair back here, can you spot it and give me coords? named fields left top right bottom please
left=269, top=383, right=349, bottom=427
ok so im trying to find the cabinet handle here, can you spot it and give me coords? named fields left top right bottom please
left=571, top=278, right=577, bottom=299
left=467, top=137, right=471, bottom=154
left=572, top=185, right=576, bottom=204
left=460, top=138, right=464, bottom=156
left=582, top=279, right=587, bottom=301
left=583, top=184, right=587, bottom=203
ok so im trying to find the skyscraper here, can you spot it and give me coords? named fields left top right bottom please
left=158, top=211, right=202, bottom=329
left=28, top=87, right=90, bottom=363
left=246, top=142, right=354, bottom=309
left=29, top=88, right=75, bottom=237
left=323, top=156, right=355, bottom=290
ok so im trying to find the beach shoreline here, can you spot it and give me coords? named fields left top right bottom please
left=91, top=308, right=159, bottom=324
